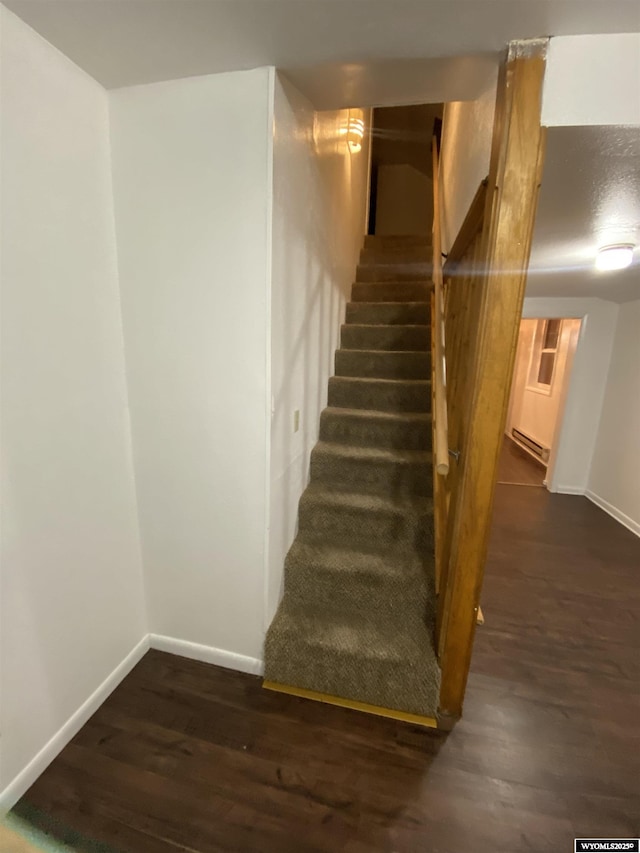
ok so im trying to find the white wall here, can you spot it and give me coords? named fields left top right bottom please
left=505, top=320, right=535, bottom=444
left=521, top=297, right=619, bottom=494
left=376, top=164, right=432, bottom=236
left=439, top=66, right=498, bottom=251
left=0, top=6, right=146, bottom=803
left=543, top=34, right=640, bottom=127
left=267, top=75, right=371, bottom=621
left=109, top=69, right=273, bottom=662
left=588, top=299, right=640, bottom=536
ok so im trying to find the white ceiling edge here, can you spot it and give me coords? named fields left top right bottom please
left=3, top=0, right=640, bottom=93
left=525, top=267, right=640, bottom=304
left=284, top=54, right=499, bottom=111
left=543, top=34, right=640, bottom=127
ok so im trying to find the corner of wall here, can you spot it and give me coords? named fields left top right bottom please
left=546, top=298, right=619, bottom=494
left=578, top=299, right=619, bottom=482
left=0, top=635, right=150, bottom=815
left=1, top=10, right=149, bottom=807
left=263, top=66, right=276, bottom=634
left=105, top=91, right=150, bottom=638
left=584, top=299, right=639, bottom=536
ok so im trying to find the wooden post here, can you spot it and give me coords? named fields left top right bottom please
left=438, top=39, right=548, bottom=720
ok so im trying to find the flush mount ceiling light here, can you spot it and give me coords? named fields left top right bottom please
left=595, top=244, right=635, bottom=272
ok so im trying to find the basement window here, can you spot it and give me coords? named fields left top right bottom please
left=527, top=318, right=561, bottom=393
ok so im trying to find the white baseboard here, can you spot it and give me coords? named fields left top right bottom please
left=149, top=634, right=264, bottom=676
left=586, top=490, right=640, bottom=537
left=0, top=635, right=150, bottom=815
left=553, top=484, right=585, bottom=495
left=0, top=634, right=263, bottom=814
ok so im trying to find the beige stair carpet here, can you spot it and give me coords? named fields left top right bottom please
left=264, top=235, right=440, bottom=717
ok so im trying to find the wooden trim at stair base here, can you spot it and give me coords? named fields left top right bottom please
left=435, top=711, right=459, bottom=732
left=262, top=681, right=438, bottom=729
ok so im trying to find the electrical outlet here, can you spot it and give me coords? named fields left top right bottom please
left=293, top=409, right=300, bottom=433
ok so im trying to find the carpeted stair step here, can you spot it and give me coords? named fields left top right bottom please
left=319, top=406, right=432, bottom=451
left=360, top=246, right=432, bottom=264
left=346, top=301, right=430, bottom=326
left=340, top=323, right=429, bottom=352
left=364, top=234, right=431, bottom=251
left=264, top=607, right=440, bottom=716
left=264, top=232, right=441, bottom=721
left=328, top=376, right=430, bottom=413
left=335, top=348, right=430, bottom=380
left=352, top=281, right=431, bottom=302
left=281, top=540, right=431, bottom=621
left=310, top=441, right=432, bottom=497
left=356, top=264, right=432, bottom=282
left=297, top=484, right=434, bottom=554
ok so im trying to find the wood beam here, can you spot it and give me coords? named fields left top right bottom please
left=438, top=39, right=548, bottom=718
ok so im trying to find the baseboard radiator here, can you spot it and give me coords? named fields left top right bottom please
left=511, top=427, right=550, bottom=464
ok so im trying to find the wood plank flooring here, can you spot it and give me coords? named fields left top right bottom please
left=496, top=435, right=546, bottom=486
left=13, top=486, right=640, bottom=852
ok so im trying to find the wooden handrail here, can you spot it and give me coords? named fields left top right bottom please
left=431, top=138, right=449, bottom=477
left=444, top=179, right=488, bottom=274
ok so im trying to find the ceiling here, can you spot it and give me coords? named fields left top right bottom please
left=528, top=126, right=640, bottom=304
left=4, top=2, right=639, bottom=303
left=282, top=55, right=497, bottom=110
left=4, top=0, right=640, bottom=101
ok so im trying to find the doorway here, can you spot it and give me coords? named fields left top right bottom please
left=498, top=317, right=582, bottom=488
left=367, top=104, right=442, bottom=236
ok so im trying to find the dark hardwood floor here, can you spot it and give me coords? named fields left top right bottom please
left=13, top=487, right=640, bottom=852
left=497, top=435, right=546, bottom=486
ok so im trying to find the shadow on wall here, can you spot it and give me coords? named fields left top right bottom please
left=267, top=73, right=372, bottom=623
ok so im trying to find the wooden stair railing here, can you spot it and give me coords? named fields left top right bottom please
left=430, top=137, right=449, bottom=598
left=432, top=39, right=548, bottom=727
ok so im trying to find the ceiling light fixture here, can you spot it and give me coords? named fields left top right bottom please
left=595, top=244, right=635, bottom=272
left=344, top=111, right=364, bottom=153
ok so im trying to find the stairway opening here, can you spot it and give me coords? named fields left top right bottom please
left=265, top=104, right=444, bottom=722
left=368, top=104, right=443, bottom=237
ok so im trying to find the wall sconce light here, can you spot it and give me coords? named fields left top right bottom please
left=343, top=111, right=364, bottom=153
left=595, top=244, right=635, bottom=271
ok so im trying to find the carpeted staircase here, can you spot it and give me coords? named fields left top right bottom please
left=264, top=234, right=441, bottom=719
